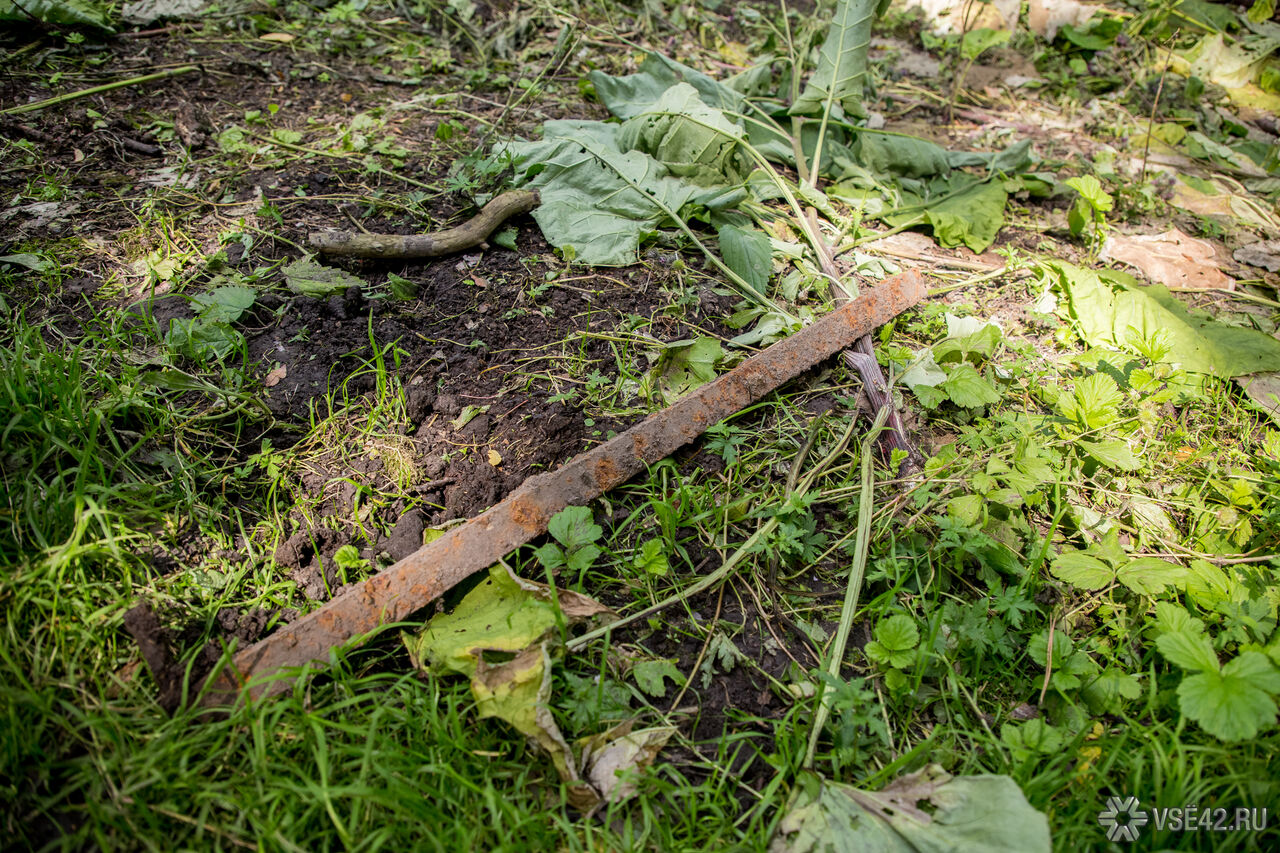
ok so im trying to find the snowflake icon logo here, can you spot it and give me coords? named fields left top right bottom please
left=1098, top=796, right=1149, bottom=842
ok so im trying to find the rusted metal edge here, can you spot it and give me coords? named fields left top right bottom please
left=198, top=270, right=926, bottom=706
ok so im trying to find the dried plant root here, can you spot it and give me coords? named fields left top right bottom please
left=308, top=190, right=540, bottom=259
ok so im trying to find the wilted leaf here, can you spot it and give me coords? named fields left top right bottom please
left=769, top=767, right=1051, bottom=852
left=790, top=0, right=880, bottom=116
left=263, top=364, right=287, bottom=387
left=282, top=257, right=368, bottom=297
left=1100, top=228, right=1234, bottom=292
left=923, top=180, right=1009, bottom=254
left=3, top=0, right=113, bottom=28
left=651, top=337, right=724, bottom=404
left=618, top=83, right=747, bottom=186
left=405, top=563, right=613, bottom=676
left=502, top=122, right=708, bottom=266
left=1048, top=262, right=1280, bottom=378
left=577, top=722, right=675, bottom=804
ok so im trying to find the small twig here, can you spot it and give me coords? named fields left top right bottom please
left=667, top=585, right=724, bottom=712
left=0, top=66, right=200, bottom=116
left=120, top=137, right=163, bottom=156
left=1140, top=34, right=1178, bottom=184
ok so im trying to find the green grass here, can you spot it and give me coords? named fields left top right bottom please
left=5, top=1, right=1280, bottom=849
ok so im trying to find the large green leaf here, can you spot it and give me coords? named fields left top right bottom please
left=0, top=0, right=112, bottom=29
left=589, top=52, right=745, bottom=120
left=771, top=767, right=1051, bottom=852
left=790, top=0, right=881, bottom=116
left=1177, top=653, right=1280, bottom=741
left=617, top=83, right=747, bottom=186
left=924, top=180, right=1009, bottom=253
left=504, top=121, right=705, bottom=266
left=1048, top=262, right=1280, bottom=377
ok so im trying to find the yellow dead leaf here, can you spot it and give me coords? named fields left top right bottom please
left=487, top=448, right=502, bottom=466
left=259, top=32, right=296, bottom=43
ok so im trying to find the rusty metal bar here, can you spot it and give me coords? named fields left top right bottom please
left=199, top=270, right=926, bottom=705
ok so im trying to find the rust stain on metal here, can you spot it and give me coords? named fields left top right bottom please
left=593, top=456, right=621, bottom=489
left=197, top=271, right=926, bottom=706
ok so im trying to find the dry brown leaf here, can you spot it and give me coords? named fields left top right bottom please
left=264, top=364, right=288, bottom=387
left=259, top=32, right=296, bottom=42
left=1100, top=228, right=1235, bottom=291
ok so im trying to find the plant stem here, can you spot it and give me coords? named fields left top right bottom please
left=803, top=406, right=887, bottom=768
left=0, top=66, right=200, bottom=116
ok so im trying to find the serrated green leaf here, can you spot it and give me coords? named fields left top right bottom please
left=940, top=363, right=1001, bottom=408
left=874, top=614, right=919, bottom=652
left=1157, top=630, right=1220, bottom=673
left=547, top=505, right=602, bottom=551
left=191, top=284, right=257, bottom=323
left=1050, top=551, right=1114, bottom=590
left=1116, top=557, right=1187, bottom=595
left=633, top=539, right=669, bottom=576
left=1061, top=373, right=1123, bottom=430
left=1225, top=651, right=1280, bottom=693
left=1183, top=558, right=1243, bottom=608
left=718, top=223, right=773, bottom=297
left=1177, top=667, right=1278, bottom=741
left=1029, top=630, right=1074, bottom=668
left=946, top=493, right=984, bottom=526
left=1082, top=668, right=1141, bottom=714
left=631, top=659, right=686, bottom=697
left=1078, top=438, right=1141, bottom=471
left=1000, top=719, right=1062, bottom=761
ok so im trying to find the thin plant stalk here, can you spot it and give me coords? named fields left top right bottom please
left=804, top=406, right=888, bottom=768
